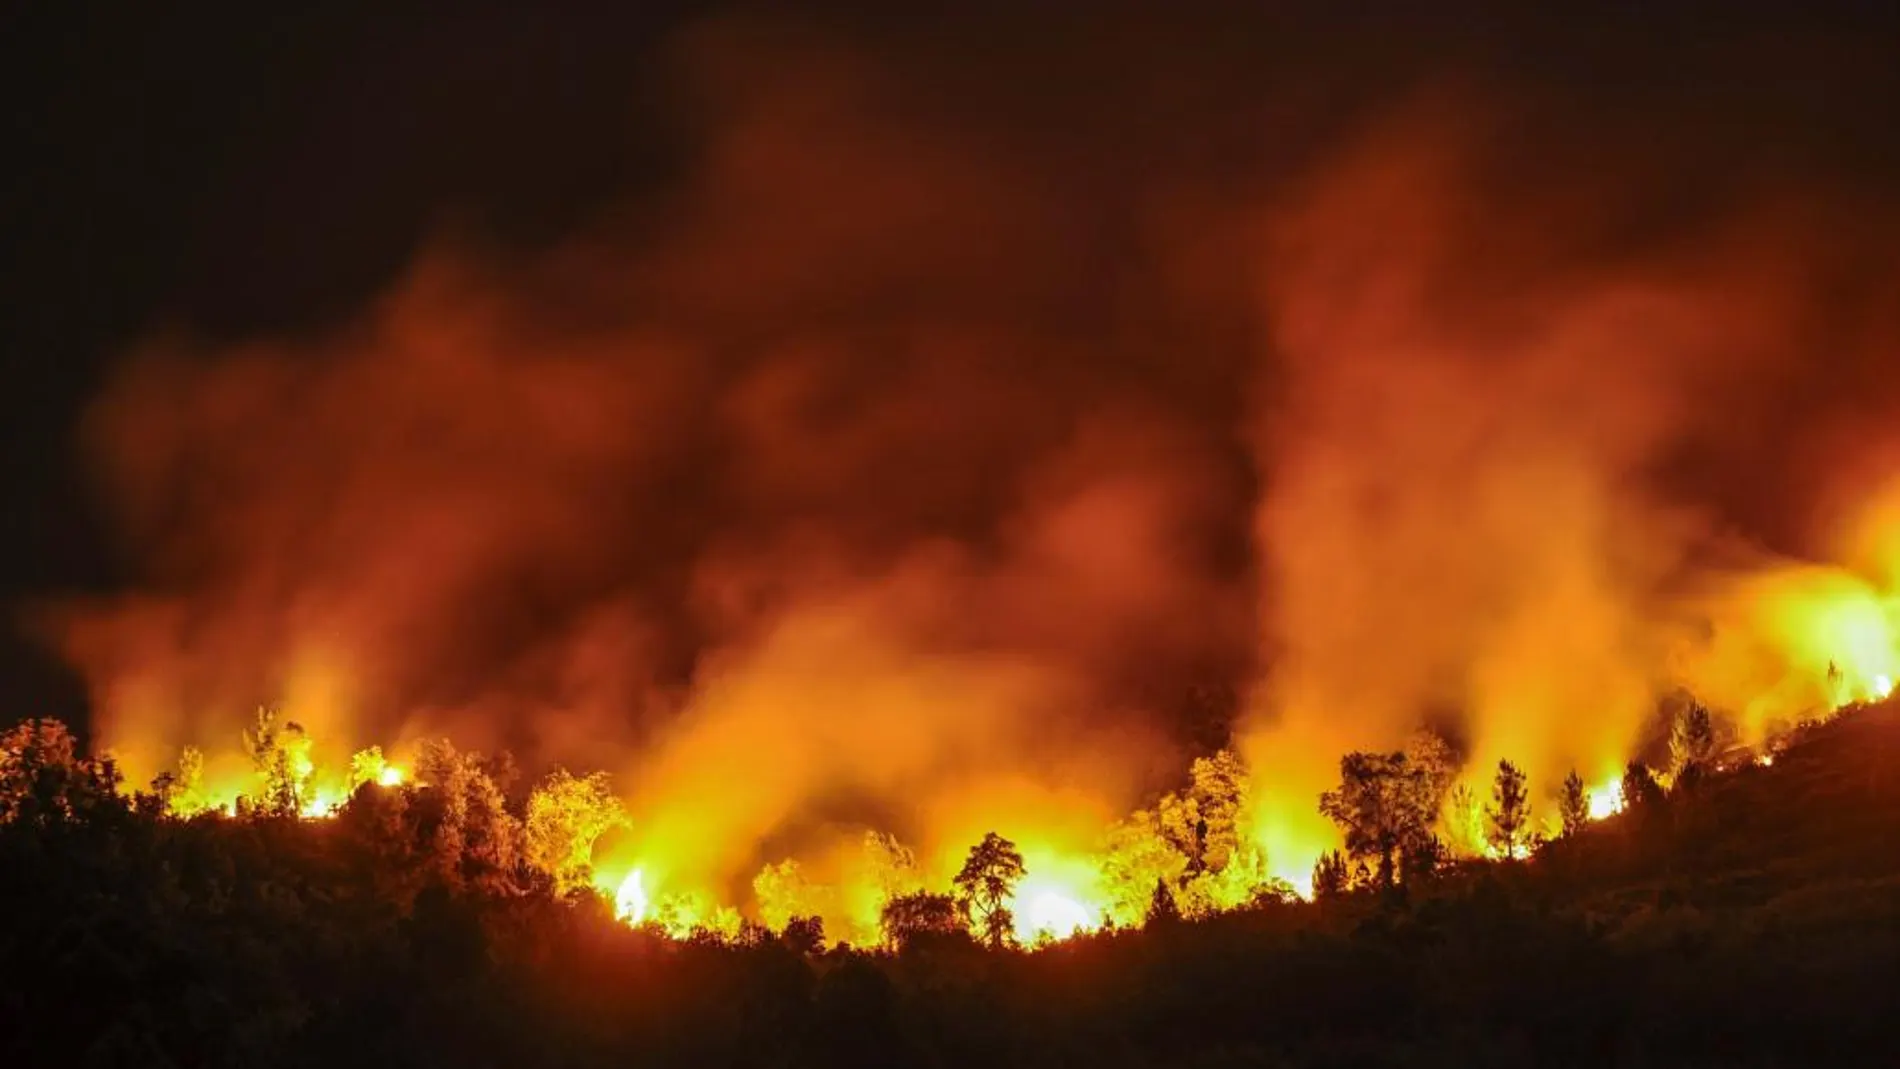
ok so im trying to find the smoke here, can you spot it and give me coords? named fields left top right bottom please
left=1242, top=99, right=1900, bottom=867
left=42, top=11, right=1900, bottom=891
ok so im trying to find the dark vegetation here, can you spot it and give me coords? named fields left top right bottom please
left=5, top=703, right=1900, bottom=1068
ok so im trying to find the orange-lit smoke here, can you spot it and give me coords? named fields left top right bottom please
left=1240, top=101, right=1900, bottom=875
left=37, top=17, right=1900, bottom=930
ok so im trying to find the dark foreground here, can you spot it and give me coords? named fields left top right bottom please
left=4, top=705, right=1899, bottom=1069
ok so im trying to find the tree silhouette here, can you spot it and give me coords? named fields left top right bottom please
left=1621, top=761, right=1664, bottom=813
left=1559, top=770, right=1590, bottom=837
left=414, top=739, right=530, bottom=894
left=1485, top=759, right=1531, bottom=859
left=1312, top=849, right=1351, bottom=900
left=1405, top=729, right=1460, bottom=809
left=1146, top=877, right=1182, bottom=927
left=954, top=832, right=1026, bottom=948
left=781, top=915, right=826, bottom=956
left=879, top=891, right=965, bottom=951
left=0, top=718, right=122, bottom=826
left=1671, top=702, right=1717, bottom=791
left=242, top=706, right=310, bottom=817
left=1318, top=751, right=1442, bottom=888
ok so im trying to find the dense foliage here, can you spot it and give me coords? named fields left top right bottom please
left=5, top=705, right=1900, bottom=1068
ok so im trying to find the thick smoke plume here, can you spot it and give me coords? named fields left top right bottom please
left=44, top=13, right=1900, bottom=902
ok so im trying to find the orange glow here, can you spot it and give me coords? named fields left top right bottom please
left=1586, top=778, right=1626, bottom=821
left=1015, top=885, right=1095, bottom=942
left=46, top=77, right=1900, bottom=946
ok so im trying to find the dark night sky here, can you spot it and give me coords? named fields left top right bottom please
left=4, top=2, right=1900, bottom=733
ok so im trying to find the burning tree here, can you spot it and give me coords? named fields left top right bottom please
left=954, top=832, right=1026, bottom=948
left=880, top=891, right=965, bottom=951
left=414, top=739, right=529, bottom=894
left=241, top=707, right=313, bottom=817
left=1311, top=850, right=1352, bottom=900
left=150, top=745, right=210, bottom=817
left=754, top=859, right=826, bottom=932
left=1100, top=806, right=1191, bottom=921
left=1670, top=702, right=1718, bottom=790
left=1485, top=759, right=1531, bottom=859
left=1318, top=747, right=1447, bottom=889
left=523, top=768, right=628, bottom=895
left=1558, top=770, right=1589, bottom=837
left=1099, top=748, right=1265, bottom=922
left=1621, top=761, right=1665, bottom=814
left=1441, top=782, right=1486, bottom=858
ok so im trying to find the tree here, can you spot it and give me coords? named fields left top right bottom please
left=151, top=746, right=212, bottom=817
left=1318, top=750, right=1443, bottom=889
left=1670, top=702, right=1717, bottom=790
left=0, top=718, right=122, bottom=827
left=954, top=831, right=1026, bottom=948
left=754, top=858, right=824, bottom=932
left=1485, top=759, right=1531, bottom=859
left=781, top=915, right=826, bottom=956
left=879, top=891, right=966, bottom=951
left=523, top=768, right=628, bottom=894
left=1145, top=877, right=1182, bottom=927
left=1312, top=849, right=1351, bottom=900
left=414, top=739, right=529, bottom=894
left=1559, top=770, right=1590, bottom=837
left=1621, top=761, right=1664, bottom=812
left=241, top=707, right=310, bottom=817
left=1405, top=729, right=1460, bottom=811
left=1100, top=807, right=1191, bottom=922
left=1186, top=748, right=1249, bottom=873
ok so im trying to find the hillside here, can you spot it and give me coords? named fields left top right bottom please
left=4, top=704, right=1899, bottom=1068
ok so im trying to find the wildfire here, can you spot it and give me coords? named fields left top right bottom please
left=1586, top=778, right=1626, bottom=821
left=1011, top=875, right=1102, bottom=942
left=613, top=868, right=650, bottom=925
left=86, top=479, right=1900, bottom=947
left=299, top=789, right=344, bottom=820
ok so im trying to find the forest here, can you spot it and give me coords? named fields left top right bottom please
left=5, top=696, right=1897, bottom=1068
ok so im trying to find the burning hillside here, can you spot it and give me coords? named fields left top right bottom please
left=23, top=10, right=1900, bottom=951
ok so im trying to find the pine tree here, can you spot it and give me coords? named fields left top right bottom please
left=1670, top=702, right=1717, bottom=790
left=1485, top=759, right=1531, bottom=859
left=1621, top=761, right=1663, bottom=812
left=1312, top=849, right=1351, bottom=900
left=1559, top=769, right=1589, bottom=837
